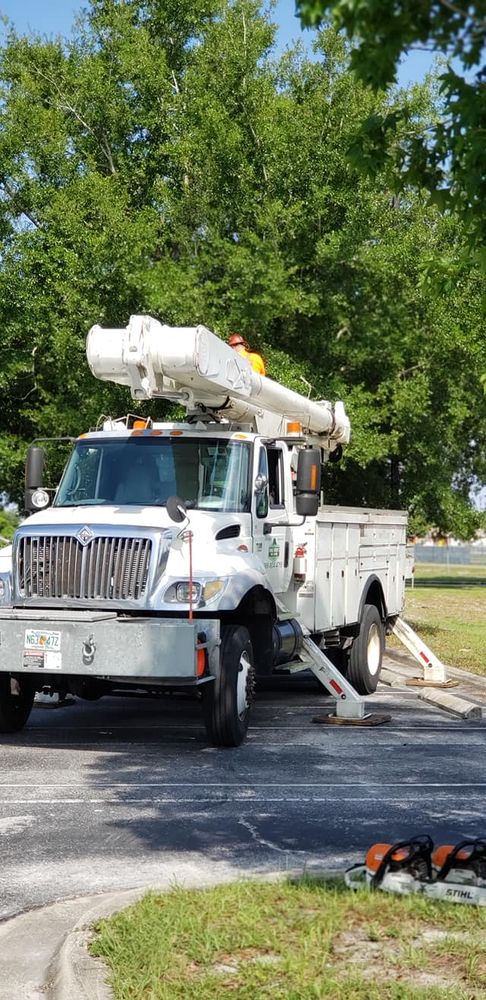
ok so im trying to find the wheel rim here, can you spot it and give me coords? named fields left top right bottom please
left=236, top=651, right=252, bottom=717
left=367, top=623, right=381, bottom=675
left=10, top=677, right=21, bottom=697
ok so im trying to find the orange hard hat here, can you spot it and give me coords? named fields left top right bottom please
left=228, top=333, right=249, bottom=349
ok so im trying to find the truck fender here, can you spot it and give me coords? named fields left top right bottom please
left=358, top=575, right=387, bottom=624
left=221, top=585, right=277, bottom=676
left=217, top=569, right=276, bottom=612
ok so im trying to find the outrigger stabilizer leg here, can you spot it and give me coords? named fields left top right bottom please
left=292, top=633, right=391, bottom=727
left=392, top=616, right=458, bottom=688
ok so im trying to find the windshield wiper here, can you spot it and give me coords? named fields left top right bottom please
left=55, top=499, right=111, bottom=507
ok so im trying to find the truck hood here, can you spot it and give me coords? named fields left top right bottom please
left=11, top=508, right=267, bottom=612
left=24, top=505, right=181, bottom=531
left=20, top=505, right=248, bottom=534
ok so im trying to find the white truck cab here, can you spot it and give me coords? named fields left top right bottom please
left=0, top=317, right=409, bottom=745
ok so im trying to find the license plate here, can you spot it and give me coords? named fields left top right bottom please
left=24, top=629, right=62, bottom=651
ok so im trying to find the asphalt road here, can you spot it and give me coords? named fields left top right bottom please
left=0, top=672, right=485, bottom=920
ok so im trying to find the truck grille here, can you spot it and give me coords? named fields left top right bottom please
left=17, top=535, right=152, bottom=601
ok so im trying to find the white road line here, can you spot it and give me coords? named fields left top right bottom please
left=19, top=726, right=486, bottom=735
left=1, top=781, right=486, bottom=787
left=0, top=780, right=486, bottom=787
left=0, top=794, right=482, bottom=805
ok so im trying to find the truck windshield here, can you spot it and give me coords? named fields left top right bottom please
left=54, top=436, right=252, bottom=513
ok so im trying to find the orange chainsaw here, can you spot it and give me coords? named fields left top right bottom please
left=345, top=836, right=486, bottom=905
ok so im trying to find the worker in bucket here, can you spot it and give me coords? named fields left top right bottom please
left=228, top=333, right=266, bottom=375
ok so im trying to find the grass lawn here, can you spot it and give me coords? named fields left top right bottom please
left=91, top=878, right=486, bottom=999
left=388, top=562, right=486, bottom=676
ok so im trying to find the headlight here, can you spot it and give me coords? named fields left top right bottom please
left=31, top=488, right=50, bottom=510
left=165, top=581, right=202, bottom=604
left=164, top=579, right=226, bottom=605
left=177, top=582, right=202, bottom=603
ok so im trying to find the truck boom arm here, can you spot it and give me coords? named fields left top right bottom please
left=87, top=315, right=350, bottom=447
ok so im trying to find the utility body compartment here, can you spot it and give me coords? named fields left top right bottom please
left=292, top=506, right=409, bottom=633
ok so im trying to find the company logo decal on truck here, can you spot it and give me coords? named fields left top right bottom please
left=267, top=539, right=282, bottom=568
left=76, top=525, right=95, bottom=546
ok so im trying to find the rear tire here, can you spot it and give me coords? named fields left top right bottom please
left=347, top=604, right=384, bottom=695
left=203, top=625, right=255, bottom=747
left=0, top=674, right=35, bottom=733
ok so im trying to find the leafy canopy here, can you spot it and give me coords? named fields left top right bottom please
left=0, top=1, right=483, bottom=538
left=297, top=0, right=486, bottom=259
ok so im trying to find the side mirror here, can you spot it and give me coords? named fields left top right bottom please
left=254, top=473, right=268, bottom=518
left=25, top=446, right=45, bottom=490
left=24, top=446, right=50, bottom=514
left=295, top=448, right=320, bottom=517
left=254, top=473, right=268, bottom=493
left=166, top=495, right=187, bottom=524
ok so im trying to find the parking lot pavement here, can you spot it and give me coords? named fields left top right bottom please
left=0, top=671, right=485, bottom=921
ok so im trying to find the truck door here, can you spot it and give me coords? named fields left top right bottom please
left=252, top=443, right=293, bottom=595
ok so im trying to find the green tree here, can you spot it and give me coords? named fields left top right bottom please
left=0, top=3, right=483, bottom=537
left=0, top=507, right=19, bottom=543
left=297, top=0, right=486, bottom=258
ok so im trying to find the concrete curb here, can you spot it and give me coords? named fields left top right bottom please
left=381, top=653, right=485, bottom=719
left=46, top=869, right=344, bottom=1000
left=417, top=688, right=483, bottom=720
left=380, top=667, right=409, bottom=688
left=382, top=664, right=484, bottom=718
left=0, top=891, right=125, bottom=1000
left=47, top=888, right=149, bottom=1000
left=384, top=649, right=486, bottom=706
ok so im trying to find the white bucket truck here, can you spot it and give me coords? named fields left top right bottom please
left=0, top=317, right=410, bottom=744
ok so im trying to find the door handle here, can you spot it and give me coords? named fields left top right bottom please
left=284, top=541, right=290, bottom=567
left=263, top=523, right=272, bottom=535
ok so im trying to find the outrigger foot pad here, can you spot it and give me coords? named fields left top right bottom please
left=312, top=713, right=391, bottom=727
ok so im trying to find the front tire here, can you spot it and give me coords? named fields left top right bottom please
left=347, top=604, right=384, bottom=695
left=203, top=625, right=255, bottom=747
left=0, top=674, right=35, bottom=733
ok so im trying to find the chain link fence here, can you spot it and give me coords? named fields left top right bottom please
left=414, top=544, right=486, bottom=566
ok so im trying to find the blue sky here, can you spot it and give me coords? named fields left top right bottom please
left=0, top=0, right=437, bottom=87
